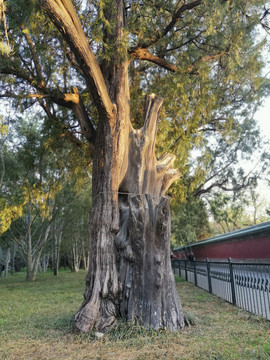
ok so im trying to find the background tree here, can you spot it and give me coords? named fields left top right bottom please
left=0, top=112, right=89, bottom=279
left=0, top=0, right=269, bottom=332
left=0, top=118, right=58, bottom=280
left=60, top=182, right=91, bottom=273
left=209, top=186, right=270, bottom=234
left=171, top=197, right=210, bottom=247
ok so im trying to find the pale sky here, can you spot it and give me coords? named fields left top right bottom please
left=255, top=97, right=270, bottom=141
left=254, top=97, right=270, bottom=200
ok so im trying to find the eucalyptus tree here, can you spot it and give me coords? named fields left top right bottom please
left=0, top=114, right=91, bottom=281
left=60, top=183, right=91, bottom=273
left=0, top=0, right=269, bottom=332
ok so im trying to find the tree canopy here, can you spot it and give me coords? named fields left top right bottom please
left=0, top=0, right=269, bottom=205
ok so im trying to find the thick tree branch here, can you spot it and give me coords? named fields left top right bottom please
left=129, top=48, right=178, bottom=72
left=40, top=0, right=115, bottom=122
left=130, top=47, right=226, bottom=74
left=71, top=87, right=97, bottom=144
left=187, top=53, right=226, bottom=73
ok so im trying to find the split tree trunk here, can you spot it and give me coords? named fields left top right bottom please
left=75, top=95, right=185, bottom=333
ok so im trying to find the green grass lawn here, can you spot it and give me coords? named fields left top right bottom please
left=0, top=270, right=269, bottom=360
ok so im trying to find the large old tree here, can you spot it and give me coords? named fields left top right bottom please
left=0, top=0, right=269, bottom=332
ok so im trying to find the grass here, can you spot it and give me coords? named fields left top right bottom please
left=0, top=271, right=269, bottom=360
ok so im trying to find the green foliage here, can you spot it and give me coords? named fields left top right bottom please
left=0, top=116, right=8, bottom=135
left=6, top=0, right=38, bottom=24
left=208, top=188, right=270, bottom=234
left=0, top=41, right=12, bottom=55
left=127, top=0, right=270, bottom=204
left=171, top=197, right=210, bottom=246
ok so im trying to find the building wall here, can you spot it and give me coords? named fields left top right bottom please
left=192, top=234, right=270, bottom=260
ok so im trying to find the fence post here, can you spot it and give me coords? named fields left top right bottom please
left=228, top=257, right=236, bottom=306
left=185, top=260, right=188, bottom=281
left=177, top=260, right=181, bottom=277
left=171, top=259, right=174, bottom=274
left=206, top=258, right=212, bottom=294
left=194, top=260, right=197, bottom=286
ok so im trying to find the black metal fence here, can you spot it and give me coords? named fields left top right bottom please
left=172, top=258, right=270, bottom=321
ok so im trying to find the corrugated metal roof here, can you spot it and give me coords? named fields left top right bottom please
left=174, top=221, right=270, bottom=251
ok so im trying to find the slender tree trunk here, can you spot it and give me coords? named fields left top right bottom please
left=70, top=236, right=80, bottom=272
left=26, top=214, right=33, bottom=281
left=38, top=254, right=50, bottom=273
left=3, top=248, right=10, bottom=278
left=81, top=239, right=89, bottom=271
left=11, top=244, right=17, bottom=275
left=31, top=252, right=42, bottom=281
left=52, top=224, right=62, bottom=276
left=26, top=222, right=51, bottom=281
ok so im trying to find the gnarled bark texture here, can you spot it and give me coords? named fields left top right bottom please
left=117, top=194, right=184, bottom=330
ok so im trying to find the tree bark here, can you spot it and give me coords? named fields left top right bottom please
left=75, top=95, right=185, bottom=333
left=117, top=195, right=185, bottom=330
